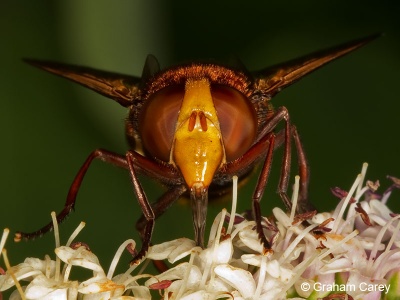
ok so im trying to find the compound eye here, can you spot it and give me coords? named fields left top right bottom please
left=139, top=85, right=184, bottom=162
left=212, top=85, right=257, bottom=162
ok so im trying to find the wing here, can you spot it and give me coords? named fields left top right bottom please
left=252, top=33, right=381, bottom=96
left=24, top=58, right=149, bottom=107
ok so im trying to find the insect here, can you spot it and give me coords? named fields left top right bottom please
left=16, top=34, right=379, bottom=263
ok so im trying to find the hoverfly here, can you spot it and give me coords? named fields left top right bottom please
left=16, top=34, right=379, bottom=263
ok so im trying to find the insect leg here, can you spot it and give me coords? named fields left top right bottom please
left=134, top=184, right=187, bottom=269
left=252, top=132, right=275, bottom=250
left=223, top=130, right=279, bottom=250
left=250, top=106, right=294, bottom=252
left=223, top=106, right=294, bottom=251
left=135, top=184, right=187, bottom=239
left=291, top=125, right=314, bottom=212
left=277, top=107, right=292, bottom=210
left=256, top=109, right=314, bottom=214
left=126, top=150, right=187, bottom=241
left=15, top=149, right=128, bottom=241
left=252, top=106, right=293, bottom=209
left=126, top=151, right=157, bottom=265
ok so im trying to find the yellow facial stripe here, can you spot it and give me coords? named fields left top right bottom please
left=172, top=78, right=225, bottom=188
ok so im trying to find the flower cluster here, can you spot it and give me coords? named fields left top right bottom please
left=1, top=163, right=400, bottom=299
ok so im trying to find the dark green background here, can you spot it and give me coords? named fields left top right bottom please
left=1, top=0, right=399, bottom=285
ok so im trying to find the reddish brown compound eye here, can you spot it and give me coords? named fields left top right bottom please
left=212, top=85, right=257, bottom=162
left=139, top=85, right=184, bottom=162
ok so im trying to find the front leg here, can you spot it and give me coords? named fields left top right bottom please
left=258, top=109, right=312, bottom=213
left=15, top=149, right=128, bottom=241
left=126, top=152, right=187, bottom=264
left=292, top=125, right=314, bottom=212
left=15, top=148, right=181, bottom=241
left=126, top=151, right=155, bottom=265
left=224, top=106, right=312, bottom=250
left=135, top=184, right=187, bottom=240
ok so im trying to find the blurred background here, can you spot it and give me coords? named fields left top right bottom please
left=1, top=0, right=399, bottom=289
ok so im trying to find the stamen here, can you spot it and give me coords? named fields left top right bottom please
left=51, top=211, right=60, bottom=248
left=107, top=239, right=136, bottom=279
left=282, top=225, right=295, bottom=251
left=44, top=254, right=51, bottom=278
left=381, top=190, right=392, bottom=205
left=386, top=215, right=400, bottom=251
left=279, top=223, right=319, bottom=264
left=381, top=177, right=399, bottom=204
left=123, top=273, right=152, bottom=287
left=289, top=175, right=300, bottom=223
left=318, top=230, right=359, bottom=261
left=51, top=211, right=61, bottom=282
left=208, top=211, right=223, bottom=247
left=63, top=246, right=87, bottom=280
left=176, top=249, right=196, bottom=300
left=2, top=249, right=26, bottom=300
left=367, top=214, right=400, bottom=274
left=0, top=228, right=9, bottom=256
left=214, top=209, right=227, bottom=250
left=15, top=270, right=43, bottom=281
left=354, top=186, right=370, bottom=201
left=227, top=176, right=238, bottom=235
left=137, top=258, right=151, bottom=275
left=230, top=220, right=256, bottom=240
left=355, top=203, right=372, bottom=226
left=254, top=255, right=267, bottom=298
left=287, top=251, right=319, bottom=289
left=336, top=213, right=358, bottom=234
left=201, top=209, right=227, bottom=288
left=357, top=162, right=368, bottom=195
left=332, top=174, right=361, bottom=233
left=66, top=222, right=86, bottom=247
left=377, top=250, right=400, bottom=280
left=62, top=266, right=72, bottom=285
left=123, top=260, right=141, bottom=280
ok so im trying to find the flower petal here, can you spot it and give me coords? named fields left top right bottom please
left=238, top=228, right=263, bottom=253
left=145, top=262, right=202, bottom=289
left=147, top=238, right=196, bottom=262
left=55, top=246, right=100, bottom=265
left=24, top=275, right=78, bottom=299
left=214, top=264, right=256, bottom=298
left=79, top=277, right=124, bottom=295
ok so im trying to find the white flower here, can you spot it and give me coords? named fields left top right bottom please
left=2, top=164, right=400, bottom=300
left=0, top=219, right=151, bottom=300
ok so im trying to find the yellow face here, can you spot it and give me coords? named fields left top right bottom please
left=172, top=78, right=225, bottom=190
